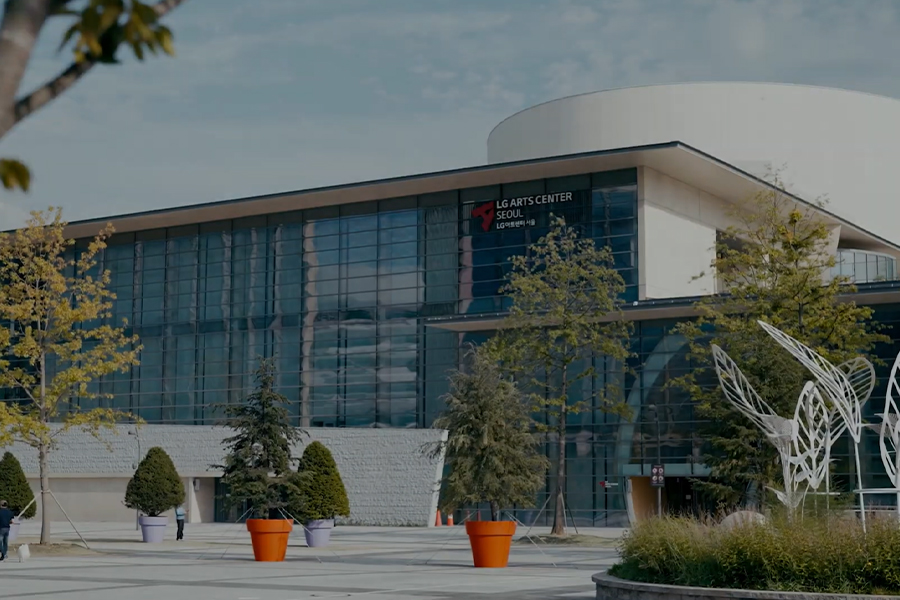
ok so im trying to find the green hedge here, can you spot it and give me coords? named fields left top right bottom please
left=610, top=514, right=900, bottom=595
left=0, top=452, right=35, bottom=519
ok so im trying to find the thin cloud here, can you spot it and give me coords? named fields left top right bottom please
left=2, top=0, right=900, bottom=228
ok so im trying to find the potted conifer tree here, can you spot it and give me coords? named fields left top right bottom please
left=432, top=344, right=548, bottom=568
left=218, top=357, right=306, bottom=562
left=0, top=452, right=35, bottom=542
left=295, top=441, right=349, bottom=548
left=124, top=446, right=185, bottom=543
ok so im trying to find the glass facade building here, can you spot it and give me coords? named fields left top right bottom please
left=833, top=249, right=897, bottom=284
left=22, top=167, right=637, bottom=523
left=77, top=169, right=637, bottom=429
left=8, top=160, right=900, bottom=526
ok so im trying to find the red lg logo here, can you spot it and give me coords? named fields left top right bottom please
left=472, top=201, right=495, bottom=232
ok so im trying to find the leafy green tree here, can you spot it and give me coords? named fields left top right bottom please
left=673, top=178, right=888, bottom=507
left=432, top=344, right=549, bottom=522
left=0, top=451, right=36, bottom=519
left=492, top=217, right=633, bottom=535
left=294, top=441, right=349, bottom=522
left=0, top=0, right=187, bottom=191
left=0, top=208, right=141, bottom=544
left=217, top=357, right=306, bottom=520
left=124, top=446, right=184, bottom=517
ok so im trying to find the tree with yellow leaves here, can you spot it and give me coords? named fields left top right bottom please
left=0, top=0, right=188, bottom=191
left=0, top=208, right=141, bottom=544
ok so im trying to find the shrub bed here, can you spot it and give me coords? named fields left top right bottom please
left=609, top=514, right=900, bottom=595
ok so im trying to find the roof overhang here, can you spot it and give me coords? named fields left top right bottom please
left=63, top=141, right=899, bottom=257
left=426, top=282, right=900, bottom=333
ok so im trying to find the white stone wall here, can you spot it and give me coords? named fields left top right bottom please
left=8, top=424, right=447, bottom=526
left=488, top=82, right=900, bottom=249
left=638, top=167, right=720, bottom=300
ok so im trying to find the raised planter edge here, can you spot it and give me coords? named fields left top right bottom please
left=593, top=572, right=900, bottom=600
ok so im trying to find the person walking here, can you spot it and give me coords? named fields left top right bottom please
left=175, top=504, right=186, bottom=541
left=0, top=500, right=14, bottom=561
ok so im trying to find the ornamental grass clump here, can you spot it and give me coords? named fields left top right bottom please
left=124, top=447, right=185, bottom=517
left=295, top=441, right=349, bottom=522
left=610, top=513, right=900, bottom=594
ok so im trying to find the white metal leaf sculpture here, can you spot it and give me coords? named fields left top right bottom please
left=831, top=357, right=876, bottom=440
left=791, top=381, right=829, bottom=491
left=712, top=344, right=805, bottom=512
left=878, top=353, right=900, bottom=490
left=757, top=321, right=865, bottom=445
left=826, top=357, right=876, bottom=502
left=758, top=320, right=869, bottom=528
left=838, top=357, right=877, bottom=411
left=711, top=345, right=779, bottom=432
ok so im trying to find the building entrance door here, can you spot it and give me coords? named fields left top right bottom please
left=663, top=476, right=717, bottom=517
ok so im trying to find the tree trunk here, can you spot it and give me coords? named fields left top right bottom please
left=490, top=500, right=499, bottom=522
left=551, top=377, right=568, bottom=536
left=39, top=351, right=49, bottom=544
left=39, top=441, right=50, bottom=544
left=0, top=0, right=51, bottom=140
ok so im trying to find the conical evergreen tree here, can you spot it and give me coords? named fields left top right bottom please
left=218, top=357, right=306, bottom=519
left=433, top=344, right=549, bottom=521
left=125, top=447, right=185, bottom=517
left=296, top=441, right=349, bottom=522
left=0, top=452, right=35, bottom=519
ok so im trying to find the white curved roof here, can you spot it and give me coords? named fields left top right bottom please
left=488, top=82, right=900, bottom=246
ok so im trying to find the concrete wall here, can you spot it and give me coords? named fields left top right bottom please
left=488, top=82, right=900, bottom=247
left=25, top=476, right=208, bottom=523
left=9, top=425, right=447, bottom=526
left=24, top=477, right=131, bottom=522
left=192, top=477, right=216, bottom=524
left=593, top=572, right=897, bottom=600
left=638, top=167, right=720, bottom=299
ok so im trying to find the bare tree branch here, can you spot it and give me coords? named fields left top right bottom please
left=5, top=0, right=188, bottom=139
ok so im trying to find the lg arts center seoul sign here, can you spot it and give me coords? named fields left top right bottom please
left=471, top=191, right=575, bottom=232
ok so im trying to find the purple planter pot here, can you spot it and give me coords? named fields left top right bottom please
left=304, top=519, right=334, bottom=548
left=139, top=516, right=168, bottom=543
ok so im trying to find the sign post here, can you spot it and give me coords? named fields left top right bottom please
left=651, top=464, right=665, bottom=517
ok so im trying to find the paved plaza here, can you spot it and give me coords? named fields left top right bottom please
left=3, top=521, right=622, bottom=599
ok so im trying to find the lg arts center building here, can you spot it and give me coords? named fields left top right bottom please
left=8, top=82, right=900, bottom=528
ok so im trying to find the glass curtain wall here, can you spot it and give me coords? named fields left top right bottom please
left=54, top=168, right=638, bottom=431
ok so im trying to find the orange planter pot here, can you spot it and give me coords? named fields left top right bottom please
left=465, top=520, right=516, bottom=568
left=246, top=518, right=293, bottom=562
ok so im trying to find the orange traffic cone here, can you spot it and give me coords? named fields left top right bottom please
left=447, top=514, right=454, bottom=526
left=435, top=510, right=443, bottom=527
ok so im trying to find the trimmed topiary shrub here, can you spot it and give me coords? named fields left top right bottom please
left=610, top=513, right=900, bottom=594
left=0, top=452, right=35, bottom=519
left=295, top=441, right=349, bottom=522
left=124, top=447, right=185, bottom=517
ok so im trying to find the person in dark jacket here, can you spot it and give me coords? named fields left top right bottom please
left=0, top=500, right=14, bottom=561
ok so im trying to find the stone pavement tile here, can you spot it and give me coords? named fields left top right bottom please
left=3, top=524, right=617, bottom=599
left=0, top=576, right=138, bottom=600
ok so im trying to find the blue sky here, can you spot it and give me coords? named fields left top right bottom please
left=3, top=0, right=900, bottom=227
